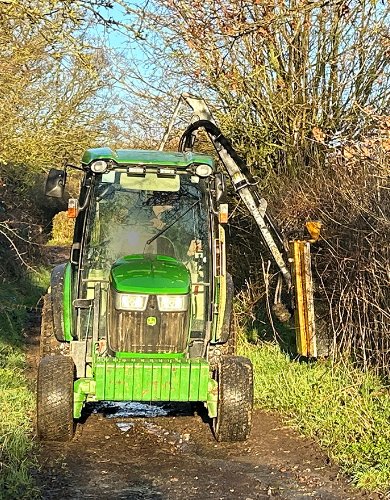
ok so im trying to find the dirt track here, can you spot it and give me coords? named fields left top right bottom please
left=29, top=249, right=375, bottom=500
left=34, top=402, right=373, bottom=500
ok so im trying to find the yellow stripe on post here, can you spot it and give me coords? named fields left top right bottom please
left=215, top=225, right=227, bottom=339
left=290, top=241, right=317, bottom=358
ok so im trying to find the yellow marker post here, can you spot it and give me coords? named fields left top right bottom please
left=290, top=240, right=317, bottom=358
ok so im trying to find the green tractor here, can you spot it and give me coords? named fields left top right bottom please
left=37, top=148, right=253, bottom=442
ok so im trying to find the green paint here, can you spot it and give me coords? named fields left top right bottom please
left=160, top=362, right=172, bottom=400
left=141, top=361, right=153, bottom=399
left=81, top=147, right=118, bottom=163
left=105, top=359, right=116, bottom=400
left=94, top=360, right=106, bottom=401
left=132, top=361, right=144, bottom=400
left=74, top=357, right=215, bottom=419
left=147, top=316, right=157, bottom=326
left=123, top=362, right=134, bottom=399
left=63, top=263, right=73, bottom=341
left=179, top=363, right=191, bottom=399
left=115, top=352, right=184, bottom=359
left=73, top=379, right=96, bottom=419
left=115, top=361, right=125, bottom=399
left=170, top=364, right=181, bottom=400
left=81, top=148, right=214, bottom=170
left=111, top=254, right=191, bottom=295
left=189, top=362, right=202, bottom=400
left=151, top=363, right=162, bottom=399
left=93, top=358, right=210, bottom=402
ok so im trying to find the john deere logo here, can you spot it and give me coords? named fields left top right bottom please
left=146, top=316, right=157, bottom=326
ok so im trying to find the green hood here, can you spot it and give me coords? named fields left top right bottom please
left=110, top=254, right=191, bottom=294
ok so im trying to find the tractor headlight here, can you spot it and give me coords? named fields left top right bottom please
left=195, top=164, right=213, bottom=177
left=157, top=295, right=189, bottom=312
left=91, top=160, right=108, bottom=173
left=114, top=292, right=149, bottom=311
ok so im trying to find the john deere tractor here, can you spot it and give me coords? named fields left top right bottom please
left=37, top=148, right=253, bottom=442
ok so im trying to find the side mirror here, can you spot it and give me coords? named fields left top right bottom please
left=45, top=168, right=67, bottom=198
left=214, top=172, right=226, bottom=203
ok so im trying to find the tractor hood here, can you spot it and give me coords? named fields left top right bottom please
left=110, top=254, right=191, bottom=295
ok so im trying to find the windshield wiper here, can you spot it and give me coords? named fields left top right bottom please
left=145, top=199, right=200, bottom=248
left=96, top=184, right=115, bottom=201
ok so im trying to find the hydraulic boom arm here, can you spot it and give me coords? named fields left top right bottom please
left=163, top=93, right=292, bottom=289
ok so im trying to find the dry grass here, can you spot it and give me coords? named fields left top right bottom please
left=48, top=211, right=75, bottom=246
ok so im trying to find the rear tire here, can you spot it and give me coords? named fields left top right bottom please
left=213, top=355, right=253, bottom=442
left=37, top=355, right=75, bottom=441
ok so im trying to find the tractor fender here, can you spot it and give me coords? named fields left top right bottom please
left=50, top=263, right=73, bottom=342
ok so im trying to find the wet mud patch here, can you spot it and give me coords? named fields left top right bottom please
left=89, top=401, right=197, bottom=419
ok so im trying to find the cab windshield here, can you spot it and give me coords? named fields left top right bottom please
left=85, top=171, right=210, bottom=270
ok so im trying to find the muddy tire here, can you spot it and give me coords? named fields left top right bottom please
left=40, top=293, right=62, bottom=357
left=37, top=355, right=75, bottom=441
left=213, top=355, right=253, bottom=442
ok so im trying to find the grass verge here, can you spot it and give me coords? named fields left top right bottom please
left=239, top=339, right=390, bottom=494
left=0, top=269, right=49, bottom=498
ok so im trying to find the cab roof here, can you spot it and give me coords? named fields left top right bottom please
left=81, top=148, right=214, bottom=170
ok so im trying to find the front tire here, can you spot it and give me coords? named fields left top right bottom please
left=213, top=355, right=253, bottom=442
left=37, top=355, right=75, bottom=441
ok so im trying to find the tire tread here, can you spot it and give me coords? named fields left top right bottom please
left=37, top=355, right=74, bottom=441
left=214, top=355, right=253, bottom=442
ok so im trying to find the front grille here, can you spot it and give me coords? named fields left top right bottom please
left=107, top=294, right=189, bottom=353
